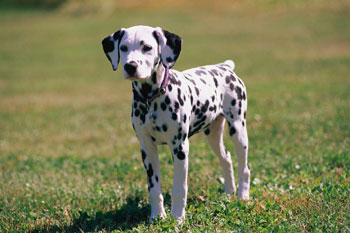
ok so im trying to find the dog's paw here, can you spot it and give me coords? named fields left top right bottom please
left=238, top=191, right=249, bottom=200
left=149, top=211, right=167, bottom=223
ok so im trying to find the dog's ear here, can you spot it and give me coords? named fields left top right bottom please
left=153, top=27, right=182, bottom=69
left=102, top=29, right=125, bottom=71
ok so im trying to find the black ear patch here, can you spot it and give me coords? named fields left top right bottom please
left=101, top=29, right=125, bottom=71
left=102, top=37, right=114, bottom=63
left=102, top=37, right=114, bottom=53
left=113, top=29, right=125, bottom=41
left=163, top=29, right=182, bottom=61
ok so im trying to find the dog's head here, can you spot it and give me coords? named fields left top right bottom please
left=102, top=25, right=182, bottom=81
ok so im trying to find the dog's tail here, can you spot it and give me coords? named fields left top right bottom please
left=224, top=60, right=235, bottom=70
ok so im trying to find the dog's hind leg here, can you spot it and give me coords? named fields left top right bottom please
left=205, top=115, right=236, bottom=194
left=225, top=103, right=250, bottom=200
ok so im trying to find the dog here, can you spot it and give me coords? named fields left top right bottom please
left=102, top=25, right=250, bottom=223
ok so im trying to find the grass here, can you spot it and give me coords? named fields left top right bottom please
left=0, top=1, right=350, bottom=232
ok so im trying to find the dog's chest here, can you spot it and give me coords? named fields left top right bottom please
left=131, top=70, right=223, bottom=142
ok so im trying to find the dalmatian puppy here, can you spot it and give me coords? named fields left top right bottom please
left=102, top=25, right=250, bottom=223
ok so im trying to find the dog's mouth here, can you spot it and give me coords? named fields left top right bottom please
left=125, top=75, right=149, bottom=81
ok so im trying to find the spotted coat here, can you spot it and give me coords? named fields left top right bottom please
left=102, top=25, right=250, bottom=223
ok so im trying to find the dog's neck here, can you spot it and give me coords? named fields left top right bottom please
left=132, top=63, right=168, bottom=103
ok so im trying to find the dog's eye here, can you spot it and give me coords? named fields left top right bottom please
left=143, top=45, right=152, bottom=52
left=120, top=45, right=128, bottom=52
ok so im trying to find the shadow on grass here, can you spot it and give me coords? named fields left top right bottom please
left=35, top=196, right=151, bottom=232
left=33, top=192, right=208, bottom=232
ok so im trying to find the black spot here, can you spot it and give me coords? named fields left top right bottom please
left=177, top=88, right=184, bottom=106
left=192, top=106, right=196, bottom=113
left=244, top=111, right=247, bottom=119
left=177, top=132, right=182, bottom=141
left=172, top=113, right=178, bottom=121
left=195, top=87, right=200, bottom=96
left=239, top=101, right=242, bottom=108
left=195, top=108, right=200, bottom=115
left=141, top=150, right=147, bottom=162
left=209, top=106, right=217, bottom=112
left=166, top=57, right=173, bottom=63
left=229, top=126, right=236, bottom=136
left=225, top=76, right=231, bottom=84
left=211, top=69, right=219, bottom=75
left=242, top=121, right=245, bottom=127
left=168, top=84, right=172, bottom=91
left=204, top=128, right=210, bottom=135
left=153, top=102, right=158, bottom=112
left=140, top=114, right=146, bottom=124
left=162, top=124, right=168, bottom=132
left=230, top=83, right=234, bottom=91
left=174, top=102, right=180, bottom=111
left=183, top=114, right=187, bottom=123
left=213, top=78, right=218, bottom=87
left=147, top=163, right=154, bottom=189
left=169, top=75, right=182, bottom=86
left=183, top=133, right=187, bottom=140
left=231, top=99, right=236, bottom=106
left=140, top=83, right=153, bottom=98
left=165, top=96, right=171, bottom=104
left=201, top=100, right=210, bottom=113
left=196, top=101, right=200, bottom=107
left=151, top=136, right=156, bottom=142
left=155, top=126, right=161, bottom=131
left=235, top=86, right=243, bottom=100
left=155, top=175, right=159, bottom=183
left=161, top=102, right=167, bottom=111
left=211, top=96, right=215, bottom=102
left=195, top=70, right=207, bottom=76
left=200, top=78, right=207, bottom=84
left=152, top=72, right=157, bottom=84
left=135, top=109, right=140, bottom=117
left=238, top=108, right=241, bottom=115
left=139, top=105, right=147, bottom=115
left=177, top=151, right=186, bottom=160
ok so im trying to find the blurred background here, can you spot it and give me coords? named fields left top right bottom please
left=0, top=0, right=349, bottom=231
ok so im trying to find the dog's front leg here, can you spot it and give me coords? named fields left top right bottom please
left=140, top=141, right=166, bottom=222
left=170, top=138, right=189, bottom=223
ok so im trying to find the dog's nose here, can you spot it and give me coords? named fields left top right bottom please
left=124, top=61, right=138, bottom=76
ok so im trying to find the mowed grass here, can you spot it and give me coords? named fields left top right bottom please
left=0, top=2, right=350, bottom=232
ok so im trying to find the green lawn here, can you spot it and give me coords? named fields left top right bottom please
left=0, top=2, right=349, bottom=232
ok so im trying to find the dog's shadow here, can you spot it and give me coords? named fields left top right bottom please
left=37, top=194, right=161, bottom=232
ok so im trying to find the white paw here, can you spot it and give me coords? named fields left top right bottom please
left=149, top=211, right=167, bottom=223
left=238, top=191, right=249, bottom=200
